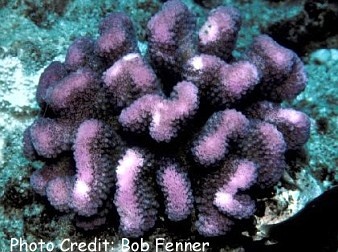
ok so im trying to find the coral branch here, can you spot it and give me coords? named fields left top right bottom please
left=119, top=81, right=199, bottom=142
left=157, top=161, right=193, bottom=221
left=114, top=148, right=158, bottom=237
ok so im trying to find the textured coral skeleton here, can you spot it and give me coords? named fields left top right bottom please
left=23, top=0, right=310, bottom=237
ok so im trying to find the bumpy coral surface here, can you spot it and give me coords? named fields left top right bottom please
left=23, top=0, right=310, bottom=237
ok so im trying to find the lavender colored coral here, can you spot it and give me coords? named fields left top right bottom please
left=72, top=119, right=118, bottom=216
left=102, top=53, right=159, bottom=109
left=147, top=0, right=196, bottom=75
left=213, top=159, right=257, bottom=219
left=191, top=109, right=249, bottom=166
left=199, top=6, right=241, bottom=61
left=114, top=148, right=158, bottom=237
left=95, top=12, right=138, bottom=63
left=157, top=160, right=193, bottom=221
left=195, top=159, right=257, bottom=236
left=23, top=0, right=311, bottom=238
left=183, top=55, right=260, bottom=107
left=119, top=81, right=199, bottom=142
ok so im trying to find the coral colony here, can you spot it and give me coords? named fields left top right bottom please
left=23, top=0, right=310, bottom=238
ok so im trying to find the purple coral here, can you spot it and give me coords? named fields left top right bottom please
left=213, top=159, right=257, bottom=219
left=195, top=159, right=257, bottom=236
left=46, top=176, right=73, bottom=212
left=28, top=118, right=73, bottom=158
left=199, top=6, right=241, bottom=61
left=45, top=68, right=98, bottom=115
left=119, top=81, right=199, bottom=142
left=102, top=53, right=158, bottom=109
left=65, top=37, right=95, bottom=71
left=23, top=0, right=310, bottom=238
left=72, top=119, right=118, bottom=216
left=239, top=122, right=287, bottom=187
left=30, top=157, right=73, bottom=196
left=184, top=55, right=260, bottom=107
left=244, top=35, right=307, bottom=101
left=157, top=161, right=193, bottom=221
left=95, top=12, right=138, bottom=63
left=191, top=109, right=249, bottom=166
left=36, top=61, right=68, bottom=109
left=244, top=101, right=311, bottom=150
left=147, top=0, right=196, bottom=74
left=114, top=148, right=158, bottom=237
